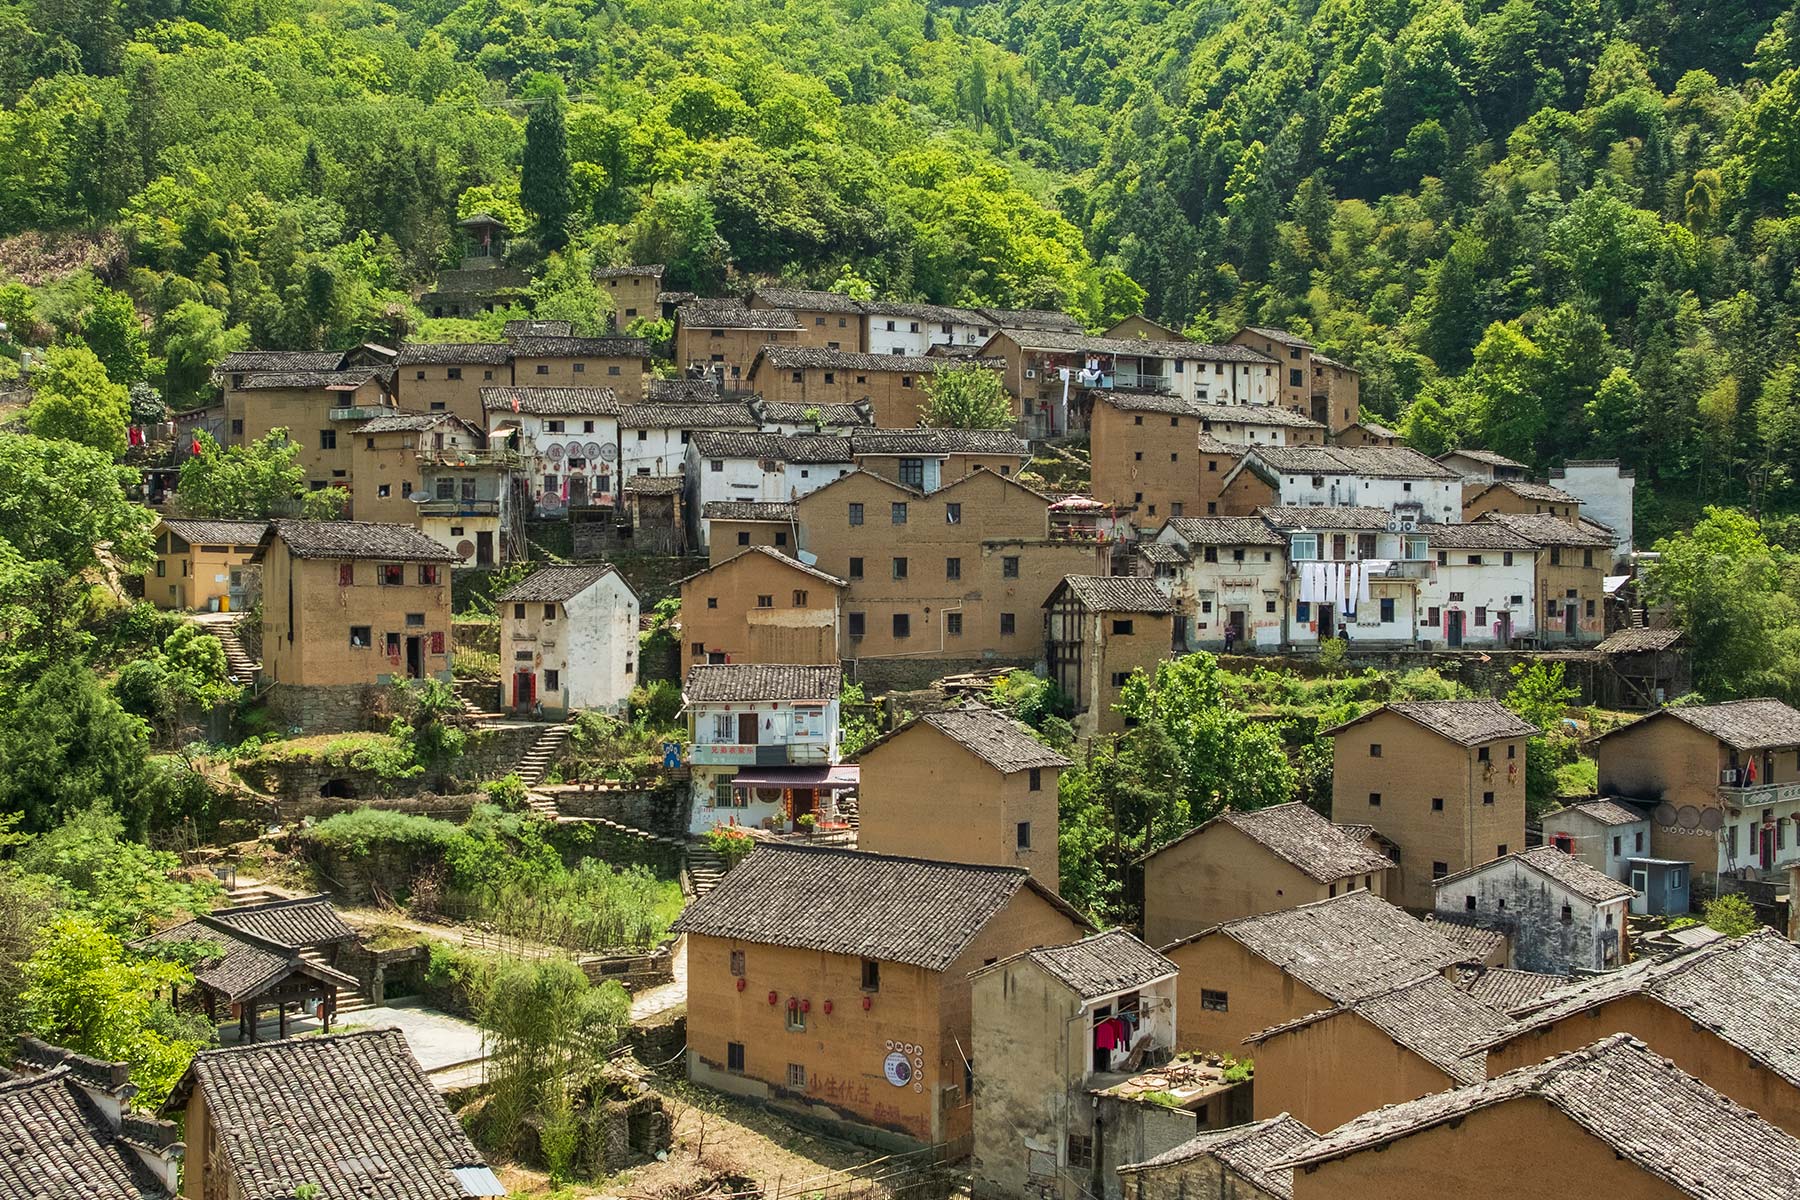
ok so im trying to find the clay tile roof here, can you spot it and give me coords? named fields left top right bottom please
left=355, top=413, right=454, bottom=434
left=480, top=386, right=623, bottom=416
left=754, top=345, right=947, bottom=373
left=1249, top=975, right=1515, bottom=1085
left=683, top=663, right=841, bottom=703
left=235, top=368, right=386, bottom=391
left=1482, top=931, right=1800, bottom=1087
left=1118, top=1114, right=1318, bottom=1197
left=1055, top=575, right=1176, bottom=613
left=506, top=334, right=648, bottom=359
left=675, top=548, right=846, bottom=590
left=502, top=319, right=572, bottom=338
left=0, top=1068, right=173, bottom=1199
left=1135, top=541, right=1189, bottom=564
left=220, top=349, right=346, bottom=374
left=624, top=475, right=683, bottom=495
left=1255, top=506, right=1393, bottom=531
left=753, top=286, right=865, bottom=314
left=701, top=501, right=797, bottom=522
left=1660, top=699, right=1800, bottom=751
left=1185, top=891, right=1470, bottom=1004
left=138, top=921, right=293, bottom=1002
left=208, top=896, right=357, bottom=948
left=1423, top=521, right=1535, bottom=549
left=1439, top=448, right=1526, bottom=469
left=1455, top=967, right=1570, bottom=1012
left=395, top=341, right=514, bottom=366
left=1163, top=516, right=1285, bottom=547
left=678, top=300, right=800, bottom=330
left=1434, top=846, right=1635, bottom=904
left=1328, top=699, right=1536, bottom=746
left=854, top=706, right=1070, bottom=773
left=1479, top=511, right=1615, bottom=547
left=1485, top=479, right=1582, bottom=504
left=753, top=400, right=875, bottom=428
left=164, top=1029, right=500, bottom=1200
left=647, top=378, right=724, bottom=404
left=158, top=518, right=268, bottom=545
left=262, top=520, right=456, bottom=563
left=1595, top=628, right=1684, bottom=654
left=1349, top=419, right=1394, bottom=438
left=1279, top=1033, right=1800, bottom=1199
left=1240, top=325, right=1313, bottom=348
left=1248, top=445, right=1460, bottom=479
left=1188, top=402, right=1325, bottom=429
left=993, top=329, right=1273, bottom=362
left=671, top=844, right=1082, bottom=970
left=1217, top=803, right=1395, bottom=882
left=689, top=432, right=853, bottom=463
left=593, top=264, right=665, bottom=280
left=495, top=564, right=630, bottom=604
left=849, top=429, right=1029, bottom=457
left=1420, top=912, right=1510, bottom=961
left=1015, top=930, right=1176, bottom=1000
left=1545, top=797, right=1646, bottom=827
left=619, top=402, right=758, bottom=430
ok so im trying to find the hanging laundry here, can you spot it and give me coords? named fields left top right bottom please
left=1359, top=561, right=1379, bottom=604
left=1095, top=1018, right=1124, bottom=1050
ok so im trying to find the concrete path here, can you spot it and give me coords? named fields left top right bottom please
left=629, top=934, right=687, bottom=1022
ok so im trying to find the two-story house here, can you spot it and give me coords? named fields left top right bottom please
left=150, top=518, right=266, bottom=611
left=393, top=342, right=514, bottom=427
left=1432, top=846, right=1633, bottom=975
left=678, top=548, right=845, bottom=670
left=619, top=400, right=759, bottom=481
left=496, top=565, right=639, bottom=717
left=749, top=286, right=867, bottom=351
left=482, top=385, right=623, bottom=514
left=687, top=432, right=855, bottom=551
left=594, top=264, right=665, bottom=329
left=1149, top=515, right=1288, bottom=652
left=1045, top=575, right=1177, bottom=737
left=746, top=347, right=1001, bottom=429
left=853, top=705, right=1071, bottom=888
left=683, top=663, right=846, bottom=833
left=1539, top=797, right=1676, bottom=912
left=1214, top=446, right=1462, bottom=523
left=849, top=428, right=1032, bottom=491
left=1261, top=506, right=1432, bottom=648
left=1417, top=520, right=1536, bottom=647
left=1589, top=698, right=1800, bottom=891
left=1328, top=700, right=1536, bottom=909
left=1226, top=326, right=1361, bottom=433
left=862, top=300, right=993, bottom=355
left=674, top=300, right=802, bottom=382
left=1477, top=512, right=1612, bottom=645
left=218, top=349, right=399, bottom=488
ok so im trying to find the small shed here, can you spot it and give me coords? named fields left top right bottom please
left=1626, top=856, right=1691, bottom=916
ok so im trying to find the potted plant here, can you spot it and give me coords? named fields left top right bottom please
left=796, top=812, right=818, bottom=836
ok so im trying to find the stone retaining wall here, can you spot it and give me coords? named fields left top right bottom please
left=544, top=785, right=685, bottom=836
left=845, top=654, right=1040, bottom=696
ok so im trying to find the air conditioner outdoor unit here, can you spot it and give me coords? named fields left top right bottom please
left=1025, top=368, right=1038, bottom=379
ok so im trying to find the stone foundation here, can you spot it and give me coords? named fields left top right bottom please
left=545, top=786, right=686, bottom=837
left=845, top=654, right=1040, bottom=696
left=266, top=683, right=380, bottom=734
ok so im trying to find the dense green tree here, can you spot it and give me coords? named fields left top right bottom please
left=521, top=89, right=572, bottom=250
left=27, top=345, right=130, bottom=455
left=921, top=366, right=1015, bottom=429
left=175, top=430, right=307, bottom=518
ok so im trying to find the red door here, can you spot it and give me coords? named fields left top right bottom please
left=513, top=670, right=535, bottom=711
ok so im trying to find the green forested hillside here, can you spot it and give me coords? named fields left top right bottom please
left=6, top=0, right=1800, bottom=524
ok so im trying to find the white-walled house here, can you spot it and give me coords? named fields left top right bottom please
left=496, top=565, right=640, bottom=717
left=1226, top=445, right=1463, bottom=523
left=1151, top=516, right=1289, bottom=652
left=862, top=301, right=994, bottom=355
left=617, top=401, right=758, bottom=480
left=1418, top=521, right=1537, bottom=648
left=482, top=386, right=622, bottom=513
left=685, top=432, right=855, bottom=552
left=683, top=663, right=847, bottom=834
left=1260, top=506, right=1431, bottom=647
left=1432, top=846, right=1634, bottom=975
left=1549, top=459, right=1636, bottom=566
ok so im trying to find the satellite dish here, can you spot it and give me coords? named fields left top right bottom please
left=408, top=491, right=432, bottom=503
left=1653, top=803, right=1678, bottom=826
left=599, top=443, right=618, bottom=462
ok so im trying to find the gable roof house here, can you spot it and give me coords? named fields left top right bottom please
left=150, top=517, right=267, bottom=613
left=1138, top=801, right=1396, bottom=945
left=676, top=548, right=845, bottom=671
left=1215, top=445, right=1461, bottom=524
left=1277, top=1034, right=1800, bottom=1200
left=685, top=431, right=855, bottom=552
left=1118, top=1114, right=1320, bottom=1200
left=164, top=1029, right=504, bottom=1200
left=496, top=564, right=640, bottom=717
left=1159, top=889, right=1474, bottom=1054
left=672, top=843, right=1089, bottom=1146
left=1475, top=928, right=1800, bottom=1136
left=1044, top=575, right=1177, bottom=737
left=853, top=706, right=1071, bottom=888
left=1432, top=846, right=1634, bottom=975
left=1, top=1038, right=184, bottom=1199
left=682, top=663, right=848, bottom=834
left=674, top=300, right=803, bottom=383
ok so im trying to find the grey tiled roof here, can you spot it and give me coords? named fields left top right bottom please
left=1328, top=699, right=1536, bottom=746
left=1013, top=929, right=1176, bottom=999
left=1544, top=797, right=1646, bottom=827
left=702, top=501, right=797, bottom=522
left=1248, top=444, right=1460, bottom=479
left=165, top=1030, right=498, bottom=1200
left=1662, top=699, right=1800, bottom=751
left=0, top=1068, right=172, bottom=1199
left=689, top=432, right=853, bottom=463
left=235, top=369, right=386, bottom=391
left=481, top=386, right=623, bottom=416
left=994, top=329, right=1274, bottom=362
left=754, top=345, right=947, bottom=373
left=1483, top=931, right=1800, bottom=1089
left=1434, top=846, right=1635, bottom=904
left=1183, top=891, right=1470, bottom=1004
left=671, top=844, right=1079, bottom=970
left=1190, top=402, right=1325, bottom=428
left=1207, top=803, right=1394, bottom=883
left=1424, top=521, right=1534, bottom=549
left=1351, top=418, right=1396, bottom=438
left=1279, top=1033, right=1800, bottom=1199
left=502, top=319, right=572, bottom=338
left=142, top=920, right=292, bottom=1002
left=594, top=263, right=665, bottom=280
left=1056, top=575, right=1177, bottom=613
left=1595, top=628, right=1684, bottom=654
left=855, top=706, right=1071, bottom=773
left=496, top=565, right=628, bottom=604
left=395, top=341, right=514, bottom=366
left=1440, top=448, right=1525, bottom=469
left=1118, top=1114, right=1318, bottom=1199
left=159, top=518, right=268, bottom=545
left=1421, top=912, right=1510, bottom=961
left=862, top=300, right=988, bottom=323
left=1255, top=505, right=1393, bottom=531
left=507, top=334, right=648, bottom=358
left=1163, top=516, right=1286, bottom=547
left=752, top=287, right=866, bottom=314
left=624, top=475, right=683, bottom=494
left=210, top=896, right=357, bottom=949
left=356, top=413, right=460, bottom=434
left=220, top=349, right=345, bottom=373
left=264, top=520, right=457, bottom=563
left=1483, top=479, right=1582, bottom=504
left=1135, top=541, right=1189, bottom=564
left=619, top=402, right=758, bottom=430
left=677, top=300, right=801, bottom=330
left=677, top=547, right=845, bottom=589
left=1456, top=966, right=1570, bottom=1013
left=849, top=429, right=1029, bottom=457
left=647, top=378, right=724, bottom=403
left=1239, top=325, right=1313, bottom=349
left=1249, top=975, right=1514, bottom=1085
left=1479, top=511, right=1615, bottom=547
left=752, top=399, right=874, bottom=428
left=683, top=663, right=841, bottom=702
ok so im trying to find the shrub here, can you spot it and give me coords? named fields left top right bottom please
left=302, top=809, right=466, bottom=858
left=703, top=825, right=755, bottom=867
left=628, top=679, right=681, bottom=730
left=1703, top=893, right=1759, bottom=937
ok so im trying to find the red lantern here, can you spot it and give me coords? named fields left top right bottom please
left=736, top=978, right=747, bottom=992
left=823, top=1000, right=834, bottom=1014
left=768, top=991, right=778, bottom=1005
left=862, top=995, right=873, bottom=1011
left=788, top=996, right=799, bottom=1010
left=801, top=999, right=811, bottom=1013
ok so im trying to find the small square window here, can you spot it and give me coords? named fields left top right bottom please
left=349, top=625, right=371, bottom=648
left=756, top=594, right=773, bottom=608
left=848, top=502, right=864, bottom=526
left=1370, top=744, right=1382, bottom=758
left=893, top=613, right=911, bottom=638
left=847, top=612, right=865, bottom=638
left=946, top=611, right=963, bottom=636
left=946, top=557, right=961, bottom=580
left=1200, top=989, right=1228, bottom=1012
left=1432, top=797, right=1444, bottom=811
left=849, top=557, right=864, bottom=579
left=892, top=557, right=907, bottom=580
left=1483, top=791, right=1495, bottom=805
left=1433, top=862, right=1449, bottom=880
left=738, top=531, right=752, bottom=546
left=1016, top=821, right=1032, bottom=849
left=787, top=1062, right=807, bottom=1089
left=1000, top=612, right=1015, bottom=636
left=1369, top=792, right=1381, bottom=807
left=727, top=1042, right=745, bottom=1073
left=892, top=502, right=908, bottom=525
left=1068, top=1134, right=1094, bottom=1169
left=707, top=597, right=718, bottom=609
left=1003, top=556, right=1019, bottom=578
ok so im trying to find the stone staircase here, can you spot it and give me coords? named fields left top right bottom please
left=686, top=844, right=726, bottom=896
left=199, top=616, right=261, bottom=684
left=452, top=679, right=496, bottom=718
left=300, top=948, right=374, bottom=1016
left=514, top=723, right=572, bottom=788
